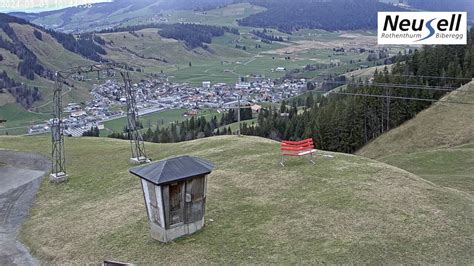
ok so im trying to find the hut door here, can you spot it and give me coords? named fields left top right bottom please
left=147, top=182, right=161, bottom=226
left=185, top=176, right=205, bottom=223
left=169, top=182, right=184, bottom=225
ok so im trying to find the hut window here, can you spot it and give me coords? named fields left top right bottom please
left=147, top=181, right=161, bottom=226
left=185, top=176, right=206, bottom=223
left=169, top=182, right=184, bottom=225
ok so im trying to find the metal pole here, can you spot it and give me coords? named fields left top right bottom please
left=238, top=95, right=241, bottom=137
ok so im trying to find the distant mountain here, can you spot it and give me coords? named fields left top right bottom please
left=407, top=0, right=473, bottom=13
left=238, top=0, right=405, bottom=32
left=9, top=0, right=234, bottom=33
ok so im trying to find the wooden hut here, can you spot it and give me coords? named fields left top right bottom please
left=130, top=155, right=214, bottom=242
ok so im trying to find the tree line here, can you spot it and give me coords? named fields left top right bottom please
left=0, top=71, right=42, bottom=108
left=8, top=86, right=42, bottom=109
left=0, top=22, right=47, bottom=80
left=251, top=29, right=285, bottom=43
left=46, top=31, right=107, bottom=61
left=108, top=108, right=253, bottom=143
left=97, top=23, right=239, bottom=49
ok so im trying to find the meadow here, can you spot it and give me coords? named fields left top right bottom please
left=0, top=135, right=471, bottom=264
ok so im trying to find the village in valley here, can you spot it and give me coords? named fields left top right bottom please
left=28, top=75, right=307, bottom=136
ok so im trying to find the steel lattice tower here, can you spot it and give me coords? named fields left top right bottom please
left=122, top=72, right=149, bottom=164
left=50, top=73, right=68, bottom=182
left=50, top=65, right=149, bottom=181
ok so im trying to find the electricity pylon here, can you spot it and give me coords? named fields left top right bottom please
left=121, top=71, right=150, bottom=164
left=50, top=72, right=68, bottom=183
left=50, top=64, right=149, bottom=183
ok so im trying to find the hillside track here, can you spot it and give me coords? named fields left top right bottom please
left=0, top=150, right=50, bottom=266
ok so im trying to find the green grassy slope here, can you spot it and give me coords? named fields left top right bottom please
left=163, top=3, right=265, bottom=26
left=0, top=22, right=103, bottom=134
left=0, top=24, right=96, bottom=105
left=358, top=82, right=474, bottom=194
left=10, top=23, right=93, bottom=72
left=30, top=1, right=161, bottom=33
left=0, top=135, right=471, bottom=264
left=0, top=104, right=50, bottom=135
left=29, top=3, right=264, bottom=33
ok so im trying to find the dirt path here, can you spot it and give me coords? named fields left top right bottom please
left=0, top=150, right=50, bottom=266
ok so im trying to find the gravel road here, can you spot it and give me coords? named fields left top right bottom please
left=0, top=150, right=50, bottom=266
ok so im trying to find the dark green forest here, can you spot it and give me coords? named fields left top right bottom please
left=238, top=0, right=403, bottom=32
left=109, top=108, right=253, bottom=143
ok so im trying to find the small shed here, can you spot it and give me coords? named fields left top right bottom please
left=129, top=155, right=214, bottom=242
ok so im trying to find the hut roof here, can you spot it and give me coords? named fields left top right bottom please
left=129, top=156, right=214, bottom=185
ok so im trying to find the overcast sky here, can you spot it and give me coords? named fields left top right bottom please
left=0, top=0, right=112, bottom=13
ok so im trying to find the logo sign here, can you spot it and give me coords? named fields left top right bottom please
left=378, top=12, right=467, bottom=45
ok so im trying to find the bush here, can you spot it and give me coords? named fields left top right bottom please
left=33, top=29, right=43, bottom=41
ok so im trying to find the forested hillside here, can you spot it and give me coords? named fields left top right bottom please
left=240, top=28, right=474, bottom=153
left=238, top=0, right=404, bottom=32
left=99, top=23, right=239, bottom=49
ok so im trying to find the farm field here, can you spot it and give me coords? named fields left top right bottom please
left=0, top=135, right=471, bottom=264
left=0, top=104, right=50, bottom=135
left=97, top=11, right=396, bottom=86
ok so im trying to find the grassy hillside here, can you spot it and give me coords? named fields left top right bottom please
left=6, top=23, right=95, bottom=104
left=359, top=82, right=474, bottom=157
left=23, top=3, right=263, bottom=33
left=0, top=104, right=50, bottom=135
left=0, top=21, right=99, bottom=114
left=0, top=135, right=472, bottom=264
left=359, top=82, right=474, bottom=194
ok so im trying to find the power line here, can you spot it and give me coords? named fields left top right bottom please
left=321, top=81, right=474, bottom=94
left=313, top=72, right=472, bottom=81
left=321, top=91, right=474, bottom=106
left=370, top=74, right=473, bottom=81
